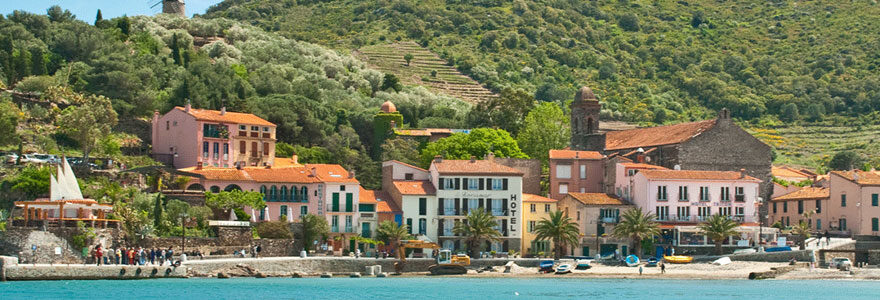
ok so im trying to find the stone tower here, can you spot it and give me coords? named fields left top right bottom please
left=570, top=86, right=605, bottom=151
left=163, top=0, right=186, bottom=17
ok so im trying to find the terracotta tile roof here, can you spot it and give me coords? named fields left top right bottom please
left=180, top=167, right=254, bottom=181
left=772, top=166, right=813, bottom=180
left=620, top=163, right=668, bottom=170
left=392, top=180, right=436, bottom=195
left=832, top=170, right=880, bottom=186
left=306, top=164, right=360, bottom=183
left=180, top=164, right=358, bottom=184
left=175, top=107, right=274, bottom=126
left=359, top=187, right=378, bottom=204
left=549, top=149, right=604, bottom=160
left=771, top=187, right=829, bottom=202
left=273, top=157, right=304, bottom=168
left=377, top=197, right=402, bottom=214
left=432, top=159, right=524, bottom=176
left=566, top=193, right=628, bottom=205
left=385, top=160, right=427, bottom=172
left=638, top=170, right=760, bottom=182
left=523, top=193, right=557, bottom=203
left=604, top=119, right=716, bottom=150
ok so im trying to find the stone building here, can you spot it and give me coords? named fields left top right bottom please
left=162, top=0, right=186, bottom=17
left=569, top=86, right=773, bottom=214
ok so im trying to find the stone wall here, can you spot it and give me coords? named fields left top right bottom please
left=5, top=264, right=186, bottom=280
left=492, top=158, right=542, bottom=195
left=869, top=250, right=880, bottom=265
left=727, top=250, right=814, bottom=263
left=0, top=227, right=119, bottom=264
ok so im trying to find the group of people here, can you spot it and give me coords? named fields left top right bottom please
left=92, top=244, right=178, bottom=266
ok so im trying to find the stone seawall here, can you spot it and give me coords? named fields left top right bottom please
left=185, top=257, right=545, bottom=276
left=1, top=256, right=187, bottom=281
left=728, top=250, right=813, bottom=263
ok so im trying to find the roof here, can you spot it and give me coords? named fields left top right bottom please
left=174, top=106, right=274, bottom=126
left=638, top=169, right=760, bottom=182
left=772, top=166, right=813, bottom=180
left=620, top=163, right=668, bottom=170
left=566, top=193, right=628, bottom=206
left=771, top=187, right=830, bottom=202
left=549, top=149, right=604, bottom=160
left=831, top=170, right=880, bottom=186
left=523, top=193, right=557, bottom=203
left=385, top=160, right=427, bottom=172
left=377, top=196, right=402, bottom=214
left=392, top=180, right=436, bottom=195
left=273, top=157, right=304, bottom=168
left=604, top=119, right=716, bottom=151
left=432, top=159, right=524, bottom=176
left=181, top=164, right=358, bottom=184
left=359, top=187, right=378, bottom=204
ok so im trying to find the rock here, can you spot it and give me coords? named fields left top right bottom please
left=377, top=273, right=387, bottom=278
left=291, top=272, right=303, bottom=278
left=217, top=272, right=229, bottom=279
left=349, top=272, right=361, bottom=278
left=320, top=273, right=332, bottom=278
left=255, top=272, right=267, bottom=278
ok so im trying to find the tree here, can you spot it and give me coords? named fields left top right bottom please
left=419, top=128, right=528, bottom=167
left=153, top=193, right=165, bottom=232
left=376, top=220, right=412, bottom=259
left=275, top=142, right=295, bottom=158
left=94, top=9, right=103, bottom=25
left=828, top=151, right=862, bottom=171
left=380, top=73, right=401, bottom=92
left=117, top=15, right=131, bottom=36
left=52, top=87, right=118, bottom=164
left=792, top=210, right=815, bottom=250
left=46, top=5, right=75, bottom=23
left=697, top=214, right=740, bottom=255
left=381, top=137, right=421, bottom=166
left=780, top=103, right=799, bottom=122
left=302, top=214, right=330, bottom=251
left=0, top=97, right=20, bottom=146
left=618, top=13, right=640, bottom=31
left=403, top=53, right=414, bottom=66
left=205, top=190, right=266, bottom=218
left=612, top=207, right=659, bottom=257
left=9, top=166, right=52, bottom=199
left=453, top=209, right=502, bottom=257
left=467, top=88, right=535, bottom=134
left=691, top=11, right=707, bottom=28
left=517, top=102, right=570, bottom=164
left=256, top=220, right=294, bottom=239
left=534, top=210, right=580, bottom=259
left=804, top=103, right=825, bottom=122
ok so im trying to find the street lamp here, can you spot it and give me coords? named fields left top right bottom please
left=180, top=212, right=189, bottom=254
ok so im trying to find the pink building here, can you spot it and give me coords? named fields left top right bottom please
left=625, top=169, right=762, bottom=224
left=548, top=150, right=605, bottom=200
left=612, top=162, right=668, bottom=202
left=769, top=186, right=829, bottom=230
left=152, top=104, right=276, bottom=169
left=827, top=170, right=880, bottom=236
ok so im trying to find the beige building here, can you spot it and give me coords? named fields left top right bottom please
left=769, top=187, right=829, bottom=230
left=558, top=193, right=633, bottom=257
left=828, top=170, right=880, bottom=236
left=521, top=193, right=557, bottom=256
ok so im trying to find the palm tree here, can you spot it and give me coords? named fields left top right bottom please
left=792, top=210, right=816, bottom=250
left=376, top=220, right=411, bottom=259
left=698, top=214, right=740, bottom=255
left=453, top=209, right=502, bottom=257
left=534, top=210, right=580, bottom=259
left=612, top=207, right=659, bottom=257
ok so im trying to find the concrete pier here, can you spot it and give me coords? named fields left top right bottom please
left=0, top=256, right=187, bottom=281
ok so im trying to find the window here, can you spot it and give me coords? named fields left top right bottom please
left=405, top=173, right=414, bottom=180
left=816, top=219, right=821, bottom=231
left=441, top=178, right=455, bottom=190
left=491, top=178, right=504, bottom=190
left=559, top=183, right=569, bottom=195
left=270, top=186, right=278, bottom=202
left=259, top=208, right=265, bottom=221
left=530, top=204, right=536, bottom=212
left=773, top=202, right=777, bottom=214
left=699, top=187, right=710, bottom=201
left=280, top=186, right=287, bottom=203
left=468, top=198, right=478, bottom=214
left=873, top=194, right=879, bottom=207
left=345, top=215, right=353, bottom=233
left=528, top=221, right=536, bottom=233
left=300, top=206, right=307, bottom=216
left=467, top=178, right=479, bottom=190
left=418, top=218, right=427, bottom=235
left=655, top=206, right=669, bottom=221
left=223, top=143, right=229, bottom=156
left=720, top=187, right=731, bottom=201
left=816, top=200, right=821, bottom=213
left=251, top=126, right=259, bottom=131
left=301, top=187, right=308, bottom=202
left=263, top=142, right=269, bottom=155
left=556, top=165, right=571, bottom=179
left=260, top=185, right=267, bottom=201
left=251, top=142, right=258, bottom=157
left=213, top=142, right=220, bottom=159
left=657, top=186, right=668, bottom=201
left=331, top=193, right=340, bottom=212
left=840, top=218, right=847, bottom=231
left=239, top=125, right=246, bottom=130
left=698, top=207, right=711, bottom=221
left=678, top=186, right=689, bottom=202
left=627, top=169, right=637, bottom=176
left=545, top=204, right=551, bottom=212
left=203, top=124, right=226, bottom=138
left=331, top=216, right=339, bottom=232
left=166, top=121, right=170, bottom=130
left=735, top=207, right=745, bottom=216
left=798, top=200, right=804, bottom=214
left=719, top=207, right=732, bottom=216
left=263, top=127, right=270, bottom=132
left=345, top=193, right=353, bottom=212
left=841, top=194, right=847, bottom=207
left=203, top=142, right=209, bottom=158
left=280, top=205, right=288, bottom=220
left=240, top=141, right=246, bottom=154
left=676, top=207, right=690, bottom=221
left=419, top=198, right=427, bottom=215
left=580, top=165, right=586, bottom=179
left=576, top=211, right=580, bottom=221
left=873, top=218, right=879, bottom=232
left=735, top=187, right=745, bottom=202
left=783, top=202, right=788, bottom=213
left=406, top=218, right=413, bottom=234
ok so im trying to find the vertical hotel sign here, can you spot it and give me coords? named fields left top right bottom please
left=509, top=194, right=518, bottom=237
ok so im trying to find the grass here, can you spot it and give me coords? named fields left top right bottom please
left=748, top=123, right=880, bottom=171
left=355, top=41, right=497, bottom=103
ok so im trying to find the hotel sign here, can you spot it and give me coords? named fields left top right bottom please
left=509, top=194, right=518, bottom=236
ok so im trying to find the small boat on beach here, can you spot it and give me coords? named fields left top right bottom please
left=764, top=246, right=792, bottom=252
left=575, top=260, right=592, bottom=270
left=712, top=257, right=732, bottom=266
left=663, top=256, right=693, bottom=264
left=539, top=261, right=555, bottom=273
left=555, top=264, right=572, bottom=274
left=645, top=257, right=658, bottom=267
left=733, top=248, right=757, bottom=255
left=625, top=255, right=640, bottom=267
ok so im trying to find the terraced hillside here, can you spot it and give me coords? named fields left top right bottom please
left=749, top=124, right=880, bottom=170
left=354, top=42, right=496, bottom=103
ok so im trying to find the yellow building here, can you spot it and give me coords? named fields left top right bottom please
left=522, top=193, right=558, bottom=257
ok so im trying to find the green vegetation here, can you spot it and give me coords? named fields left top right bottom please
left=697, top=214, right=740, bottom=255
left=205, top=190, right=266, bottom=219
left=255, top=220, right=294, bottom=239
left=517, top=102, right=570, bottom=165
left=302, top=214, right=330, bottom=252
left=612, top=207, right=659, bottom=257
left=533, top=210, right=579, bottom=260
left=453, top=209, right=502, bottom=258
left=376, top=220, right=411, bottom=257
left=419, top=128, right=527, bottom=167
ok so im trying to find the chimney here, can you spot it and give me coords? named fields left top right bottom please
left=220, top=106, right=226, bottom=115
left=470, top=156, right=476, bottom=163
left=575, top=151, right=580, bottom=159
left=310, top=167, right=317, bottom=177
left=740, top=168, right=747, bottom=179
left=434, top=155, right=442, bottom=163
left=291, top=152, right=298, bottom=165
left=487, top=152, right=495, bottom=162
left=196, top=162, right=203, bottom=170
left=349, top=169, right=356, bottom=179
left=185, top=100, right=191, bottom=113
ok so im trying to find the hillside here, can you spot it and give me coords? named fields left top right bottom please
left=206, top=0, right=880, bottom=125
left=354, top=41, right=496, bottom=103
left=749, top=120, right=880, bottom=171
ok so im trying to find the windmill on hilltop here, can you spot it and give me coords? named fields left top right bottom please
left=150, top=0, right=186, bottom=17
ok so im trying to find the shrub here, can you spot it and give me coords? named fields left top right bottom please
left=256, top=220, right=293, bottom=239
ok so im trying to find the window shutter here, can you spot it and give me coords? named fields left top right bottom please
left=479, top=178, right=485, bottom=190
left=438, top=220, right=444, bottom=236
left=479, top=198, right=485, bottom=209
left=502, top=199, right=508, bottom=216
left=454, top=198, right=461, bottom=215
left=438, top=198, right=444, bottom=215
left=502, top=178, right=508, bottom=190
left=486, top=178, right=493, bottom=189
left=438, top=178, right=445, bottom=190
left=462, top=198, right=469, bottom=212
left=486, top=198, right=492, bottom=212
left=455, top=178, right=460, bottom=190
left=501, top=219, right=508, bottom=237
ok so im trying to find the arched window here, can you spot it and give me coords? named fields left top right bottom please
left=224, top=184, right=242, bottom=192
left=260, top=185, right=267, bottom=201
left=280, top=186, right=288, bottom=203
left=186, top=184, right=205, bottom=191
left=270, top=185, right=278, bottom=202
left=291, top=185, right=298, bottom=202
left=209, top=186, right=220, bottom=193
left=301, top=186, right=309, bottom=202
left=586, top=117, right=594, bottom=134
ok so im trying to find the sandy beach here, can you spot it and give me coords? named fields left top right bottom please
left=455, top=261, right=790, bottom=280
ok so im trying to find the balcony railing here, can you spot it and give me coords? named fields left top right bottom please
left=735, top=195, right=745, bottom=202
left=360, top=213, right=374, bottom=219
left=601, top=217, right=619, bottom=224
left=657, top=214, right=752, bottom=223
left=344, top=226, right=353, bottom=233
left=331, top=226, right=339, bottom=233
left=438, top=208, right=509, bottom=216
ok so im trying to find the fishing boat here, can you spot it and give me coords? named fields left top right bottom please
left=733, top=248, right=757, bottom=255
left=764, top=246, right=792, bottom=252
left=625, top=255, right=640, bottom=267
left=539, top=260, right=555, bottom=273
left=575, top=260, right=592, bottom=270
left=645, top=257, right=658, bottom=267
left=555, top=264, right=572, bottom=274
left=663, top=255, right=693, bottom=264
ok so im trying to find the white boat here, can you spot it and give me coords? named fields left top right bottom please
left=575, top=260, right=592, bottom=270
left=712, top=257, right=732, bottom=266
left=555, top=264, right=572, bottom=274
left=625, top=255, right=640, bottom=267
left=733, top=248, right=757, bottom=255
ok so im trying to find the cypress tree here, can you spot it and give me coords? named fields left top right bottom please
left=153, top=193, right=164, bottom=231
left=95, top=9, right=103, bottom=25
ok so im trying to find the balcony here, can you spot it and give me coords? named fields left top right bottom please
left=735, top=195, right=745, bottom=202
left=360, top=213, right=374, bottom=219
left=331, top=226, right=339, bottom=233
left=344, top=226, right=353, bottom=233
left=601, top=217, right=619, bottom=224
left=675, top=215, right=692, bottom=222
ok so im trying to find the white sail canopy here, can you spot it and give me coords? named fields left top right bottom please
left=50, top=157, right=85, bottom=201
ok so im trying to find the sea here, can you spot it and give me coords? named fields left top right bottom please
left=1, top=277, right=877, bottom=299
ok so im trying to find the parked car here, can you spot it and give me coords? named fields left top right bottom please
left=21, top=154, right=49, bottom=164
left=830, top=257, right=852, bottom=270
left=1, top=152, right=17, bottom=164
left=34, top=154, right=61, bottom=164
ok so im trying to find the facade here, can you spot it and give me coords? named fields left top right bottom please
left=769, top=187, right=829, bottom=230
left=557, top=193, right=633, bottom=257
left=162, top=0, right=186, bottom=17
left=152, top=104, right=276, bottom=169
left=570, top=86, right=773, bottom=213
left=626, top=169, right=762, bottom=224
left=612, top=162, right=669, bottom=202
left=521, top=193, right=557, bottom=256
left=827, top=171, right=880, bottom=237
left=548, top=149, right=605, bottom=200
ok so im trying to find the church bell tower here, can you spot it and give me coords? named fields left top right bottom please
left=570, top=86, right=604, bottom=151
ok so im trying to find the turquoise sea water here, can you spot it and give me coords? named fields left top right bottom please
left=2, top=277, right=878, bottom=300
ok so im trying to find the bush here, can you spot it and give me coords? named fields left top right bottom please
left=256, top=220, right=293, bottom=239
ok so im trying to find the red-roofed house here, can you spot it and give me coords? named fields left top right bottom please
left=152, top=104, right=277, bottom=168
left=769, top=186, right=830, bottom=229
left=557, top=192, right=634, bottom=257
left=548, top=149, right=605, bottom=200
left=827, top=170, right=880, bottom=236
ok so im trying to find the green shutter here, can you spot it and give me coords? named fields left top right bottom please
left=345, top=193, right=353, bottom=212
left=873, top=218, right=879, bottom=232
left=332, top=193, right=340, bottom=212
left=873, top=194, right=879, bottom=207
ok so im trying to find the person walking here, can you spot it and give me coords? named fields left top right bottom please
left=95, top=244, right=103, bottom=266
left=639, top=265, right=643, bottom=276
left=256, top=244, right=262, bottom=258
left=149, top=248, right=155, bottom=265
left=159, top=249, right=166, bottom=266
left=116, top=248, right=122, bottom=265
left=824, top=230, right=830, bottom=247
left=660, top=261, right=666, bottom=274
